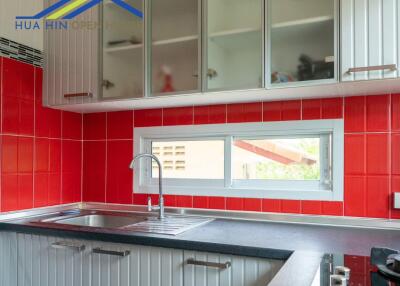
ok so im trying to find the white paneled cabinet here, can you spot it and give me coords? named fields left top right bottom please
left=43, top=0, right=100, bottom=107
left=341, top=0, right=399, bottom=81
left=0, top=232, right=284, bottom=286
left=183, top=251, right=284, bottom=286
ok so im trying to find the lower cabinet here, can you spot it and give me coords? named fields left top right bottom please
left=0, top=232, right=283, bottom=286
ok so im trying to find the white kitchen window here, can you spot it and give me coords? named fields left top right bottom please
left=134, top=120, right=344, bottom=201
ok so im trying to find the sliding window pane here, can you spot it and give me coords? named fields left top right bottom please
left=233, top=138, right=321, bottom=180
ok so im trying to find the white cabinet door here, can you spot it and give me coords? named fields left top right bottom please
left=341, top=0, right=399, bottom=81
left=90, top=241, right=184, bottom=286
left=15, top=233, right=89, bottom=286
left=0, top=232, right=18, bottom=286
left=43, top=0, right=99, bottom=106
left=183, top=251, right=284, bottom=286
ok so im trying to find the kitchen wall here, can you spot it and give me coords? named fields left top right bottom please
left=82, top=95, right=400, bottom=219
left=0, top=56, right=82, bottom=212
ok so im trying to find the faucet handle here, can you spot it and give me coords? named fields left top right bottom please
left=147, top=196, right=152, bottom=212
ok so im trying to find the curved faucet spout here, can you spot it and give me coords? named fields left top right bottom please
left=130, top=153, right=165, bottom=219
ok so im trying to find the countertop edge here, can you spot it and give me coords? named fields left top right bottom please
left=0, top=222, right=293, bottom=261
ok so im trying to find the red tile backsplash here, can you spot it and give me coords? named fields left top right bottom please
left=0, top=57, right=82, bottom=212
left=1, top=56, right=400, bottom=220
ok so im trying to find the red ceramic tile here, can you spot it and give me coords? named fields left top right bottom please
left=34, top=138, right=49, bottom=173
left=392, top=94, right=400, bottom=131
left=226, top=198, right=244, bottom=211
left=281, top=200, right=301, bottom=213
left=193, top=196, right=209, bottom=208
left=344, top=176, right=366, bottom=217
left=344, top=96, right=366, bottom=133
left=83, top=141, right=106, bottom=203
left=18, top=137, right=33, bottom=174
left=19, top=99, right=34, bottom=135
left=48, top=108, right=62, bottom=138
left=1, top=174, right=18, bottom=212
left=1, top=135, right=18, bottom=174
left=262, top=199, right=281, bottom=212
left=322, top=201, right=343, bottom=216
left=106, top=140, right=133, bottom=204
left=321, top=98, right=343, bottom=119
left=2, top=95, right=20, bottom=134
left=366, top=134, right=389, bottom=175
left=366, top=95, right=390, bottom=132
left=209, top=197, right=226, bottom=210
left=48, top=173, right=61, bottom=205
left=163, top=107, right=194, bottom=126
left=176, top=196, right=193, bottom=208
left=62, top=111, right=82, bottom=140
left=18, top=174, right=33, bottom=210
left=34, top=173, right=48, bottom=207
left=227, top=102, right=262, bottom=123
left=302, top=99, right=321, bottom=120
left=164, top=195, right=176, bottom=207
left=34, top=103, right=49, bottom=137
left=194, top=105, right=226, bottom=124
left=263, top=102, right=282, bottom=122
left=83, top=113, right=106, bottom=140
left=301, top=201, right=322, bottom=215
left=282, top=100, right=301, bottom=121
left=344, top=134, right=366, bottom=175
left=107, top=111, right=133, bottom=139
left=390, top=176, right=400, bottom=219
left=2, top=58, right=34, bottom=100
left=34, top=68, right=43, bottom=103
left=49, top=139, right=61, bottom=173
left=243, top=198, right=262, bottom=212
left=366, top=176, right=389, bottom=218
left=62, top=172, right=82, bottom=203
left=134, top=108, right=163, bottom=127
left=132, top=194, right=148, bottom=205
left=62, top=140, right=82, bottom=174
left=393, top=134, right=400, bottom=175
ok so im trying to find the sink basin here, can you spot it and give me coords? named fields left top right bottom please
left=49, top=214, right=147, bottom=228
left=37, top=211, right=214, bottom=235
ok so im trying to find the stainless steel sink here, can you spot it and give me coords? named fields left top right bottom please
left=37, top=211, right=213, bottom=235
left=45, top=214, right=147, bottom=228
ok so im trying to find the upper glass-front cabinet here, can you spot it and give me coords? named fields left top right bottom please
left=268, top=0, right=337, bottom=86
left=101, top=0, right=144, bottom=99
left=205, top=0, right=264, bottom=91
left=150, top=0, right=201, bottom=96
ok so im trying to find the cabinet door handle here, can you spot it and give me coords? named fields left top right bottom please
left=92, top=247, right=130, bottom=257
left=64, top=92, right=93, bottom=98
left=186, top=258, right=231, bottom=269
left=51, top=241, right=86, bottom=252
left=346, top=64, right=397, bottom=74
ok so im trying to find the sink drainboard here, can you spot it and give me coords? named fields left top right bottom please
left=122, top=216, right=214, bottom=236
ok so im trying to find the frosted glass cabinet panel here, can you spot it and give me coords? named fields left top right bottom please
left=205, top=0, right=264, bottom=91
left=102, top=0, right=144, bottom=99
left=268, top=0, right=337, bottom=86
left=151, top=0, right=201, bottom=95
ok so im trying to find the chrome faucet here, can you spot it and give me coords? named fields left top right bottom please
left=129, top=153, right=165, bottom=220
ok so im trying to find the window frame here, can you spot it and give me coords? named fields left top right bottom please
left=134, top=119, right=344, bottom=201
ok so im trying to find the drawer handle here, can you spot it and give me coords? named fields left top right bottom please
left=186, top=258, right=231, bottom=269
left=64, top=92, right=93, bottom=98
left=92, top=248, right=130, bottom=257
left=51, top=241, right=85, bottom=252
left=346, top=64, right=397, bottom=74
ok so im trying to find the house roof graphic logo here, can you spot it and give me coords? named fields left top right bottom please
left=16, top=0, right=143, bottom=20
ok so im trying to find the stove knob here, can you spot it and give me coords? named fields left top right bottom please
left=330, top=274, right=347, bottom=286
left=334, top=266, right=351, bottom=280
